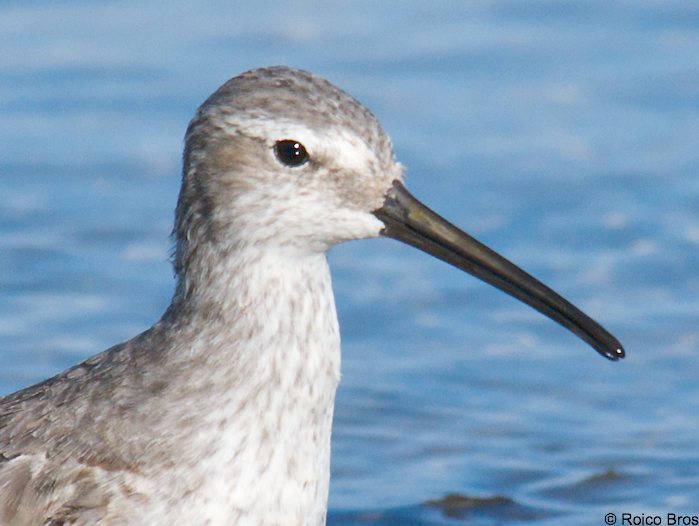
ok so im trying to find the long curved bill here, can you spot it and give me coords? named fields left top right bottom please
left=373, top=180, right=624, bottom=361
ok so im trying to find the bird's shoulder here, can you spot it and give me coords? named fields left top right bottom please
left=0, top=330, right=167, bottom=525
left=0, top=324, right=169, bottom=452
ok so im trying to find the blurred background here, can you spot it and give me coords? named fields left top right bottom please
left=1, top=1, right=698, bottom=524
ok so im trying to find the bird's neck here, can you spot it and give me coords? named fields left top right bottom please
left=158, top=247, right=341, bottom=525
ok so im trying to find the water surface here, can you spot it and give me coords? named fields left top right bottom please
left=1, top=2, right=698, bottom=524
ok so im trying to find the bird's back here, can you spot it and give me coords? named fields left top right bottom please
left=0, top=322, right=185, bottom=525
left=0, top=339, right=144, bottom=525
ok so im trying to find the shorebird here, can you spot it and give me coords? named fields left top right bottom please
left=0, top=66, right=624, bottom=526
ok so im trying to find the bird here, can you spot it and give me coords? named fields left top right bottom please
left=0, top=66, right=624, bottom=526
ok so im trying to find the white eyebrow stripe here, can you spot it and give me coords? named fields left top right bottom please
left=217, top=115, right=376, bottom=174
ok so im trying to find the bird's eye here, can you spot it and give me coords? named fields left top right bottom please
left=274, top=140, right=309, bottom=167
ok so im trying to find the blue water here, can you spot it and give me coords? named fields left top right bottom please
left=2, top=1, right=699, bottom=524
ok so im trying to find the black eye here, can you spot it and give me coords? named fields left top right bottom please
left=274, top=140, right=309, bottom=167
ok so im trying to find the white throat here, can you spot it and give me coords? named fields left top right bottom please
left=162, top=250, right=342, bottom=526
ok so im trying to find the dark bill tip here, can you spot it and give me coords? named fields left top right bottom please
left=373, top=180, right=625, bottom=361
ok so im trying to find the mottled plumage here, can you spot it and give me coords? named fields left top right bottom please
left=0, top=66, right=399, bottom=526
left=0, top=66, right=623, bottom=526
